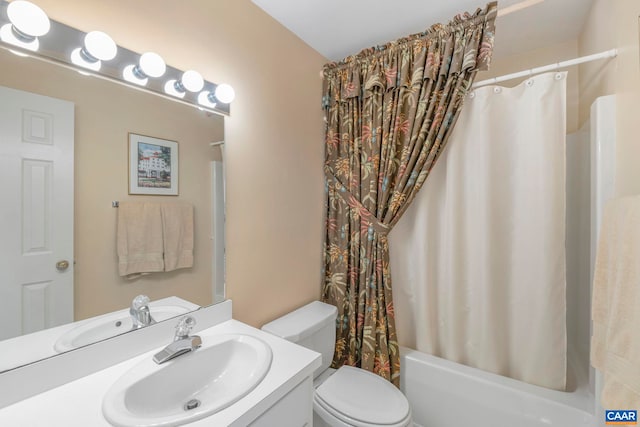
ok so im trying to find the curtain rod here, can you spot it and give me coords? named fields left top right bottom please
left=497, top=0, right=544, bottom=18
left=473, top=48, right=618, bottom=88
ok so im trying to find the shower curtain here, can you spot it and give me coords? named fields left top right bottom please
left=389, top=72, right=567, bottom=391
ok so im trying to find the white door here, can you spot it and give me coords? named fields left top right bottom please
left=0, top=85, right=74, bottom=341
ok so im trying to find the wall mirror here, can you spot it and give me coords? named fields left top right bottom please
left=0, top=3, right=226, bottom=372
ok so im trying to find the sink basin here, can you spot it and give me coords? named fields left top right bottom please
left=53, top=305, right=193, bottom=353
left=102, top=333, right=273, bottom=427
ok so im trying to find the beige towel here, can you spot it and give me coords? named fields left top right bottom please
left=117, top=202, right=164, bottom=277
left=591, top=196, right=640, bottom=410
left=161, top=203, right=194, bottom=272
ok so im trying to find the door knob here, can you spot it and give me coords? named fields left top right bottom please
left=56, top=260, right=70, bottom=271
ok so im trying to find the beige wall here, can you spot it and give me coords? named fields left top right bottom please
left=579, top=0, right=640, bottom=198
left=0, top=48, right=223, bottom=320
left=29, top=0, right=328, bottom=326
left=476, top=39, right=581, bottom=133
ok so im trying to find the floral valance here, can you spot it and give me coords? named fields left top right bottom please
left=322, top=2, right=497, bottom=103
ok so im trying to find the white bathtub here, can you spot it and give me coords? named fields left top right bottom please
left=400, top=347, right=596, bottom=427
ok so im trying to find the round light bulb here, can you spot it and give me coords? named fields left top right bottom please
left=70, top=47, right=101, bottom=71
left=214, top=83, right=235, bottom=104
left=7, top=1, right=50, bottom=37
left=123, top=64, right=147, bottom=86
left=164, top=80, right=186, bottom=99
left=197, top=91, right=217, bottom=109
left=139, top=52, right=166, bottom=78
left=84, top=31, right=117, bottom=61
left=181, top=70, right=204, bottom=92
left=0, top=22, right=38, bottom=51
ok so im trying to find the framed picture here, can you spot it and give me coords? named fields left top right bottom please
left=128, top=133, right=178, bottom=195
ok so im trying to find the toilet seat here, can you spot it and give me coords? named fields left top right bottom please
left=314, top=366, right=412, bottom=427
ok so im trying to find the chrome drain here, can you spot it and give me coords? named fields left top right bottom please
left=184, top=399, right=201, bottom=411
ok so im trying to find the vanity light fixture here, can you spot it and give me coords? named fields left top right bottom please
left=0, top=0, right=232, bottom=115
left=214, top=83, right=235, bottom=104
left=165, top=69, right=204, bottom=98
left=70, top=30, right=117, bottom=71
left=0, top=0, right=49, bottom=51
left=164, top=79, right=186, bottom=98
left=178, top=70, right=204, bottom=92
left=197, top=90, right=217, bottom=109
left=123, top=51, right=166, bottom=86
left=198, top=83, right=235, bottom=108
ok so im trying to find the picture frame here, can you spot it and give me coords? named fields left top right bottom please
left=128, top=133, right=178, bottom=195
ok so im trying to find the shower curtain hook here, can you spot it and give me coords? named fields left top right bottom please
left=524, top=69, right=534, bottom=87
left=555, top=63, right=564, bottom=80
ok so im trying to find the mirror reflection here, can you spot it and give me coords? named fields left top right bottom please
left=0, top=46, right=225, bottom=372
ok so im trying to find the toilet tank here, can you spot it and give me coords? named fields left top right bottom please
left=262, top=301, right=337, bottom=379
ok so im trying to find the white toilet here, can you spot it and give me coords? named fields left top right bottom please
left=262, top=301, right=412, bottom=427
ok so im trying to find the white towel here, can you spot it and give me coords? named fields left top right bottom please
left=591, top=196, right=640, bottom=410
left=117, top=202, right=164, bottom=277
left=161, top=203, right=194, bottom=272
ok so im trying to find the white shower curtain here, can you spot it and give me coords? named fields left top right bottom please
left=389, top=72, right=567, bottom=391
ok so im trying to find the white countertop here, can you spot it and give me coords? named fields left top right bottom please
left=0, top=319, right=321, bottom=427
left=0, top=296, right=199, bottom=372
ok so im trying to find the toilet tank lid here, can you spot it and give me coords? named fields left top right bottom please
left=261, top=301, right=337, bottom=342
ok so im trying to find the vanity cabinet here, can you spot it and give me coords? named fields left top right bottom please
left=248, top=376, right=313, bottom=427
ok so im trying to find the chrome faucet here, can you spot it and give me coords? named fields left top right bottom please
left=153, top=316, right=202, bottom=364
left=130, top=295, right=156, bottom=330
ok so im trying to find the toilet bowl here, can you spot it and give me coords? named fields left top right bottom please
left=313, top=365, right=412, bottom=427
left=262, top=301, right=412, bottom=427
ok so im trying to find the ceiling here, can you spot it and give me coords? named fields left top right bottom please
left=251, top=0, right=595, bottom=62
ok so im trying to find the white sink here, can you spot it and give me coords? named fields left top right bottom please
left=53, top=305, right=192, bottom=353
left=102, top=333, right=273, bottom=427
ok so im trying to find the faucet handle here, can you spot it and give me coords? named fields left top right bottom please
left=131, top=295, right=151, bottom=310
left=174, top=316, right=196, bottom=340
left=130, top=295, right=156, bottom=329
